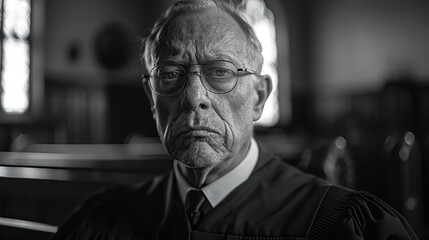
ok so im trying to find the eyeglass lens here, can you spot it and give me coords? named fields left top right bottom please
left=149, top=61, right=239, bottom=95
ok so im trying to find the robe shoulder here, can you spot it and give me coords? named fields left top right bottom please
left=51, top=172, right=172, bottom=240
left=309, top=185, right=419, bottom=240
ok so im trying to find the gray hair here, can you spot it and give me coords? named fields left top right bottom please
left=142, top=0, right=264, bottom=73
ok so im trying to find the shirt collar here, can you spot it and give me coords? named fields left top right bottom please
left=174, top=138, right=259, bottom=208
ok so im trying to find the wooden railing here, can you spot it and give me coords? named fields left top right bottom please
left=0, top=143, right=172, bottom=240
left=0, top=217, right=57, bottom=233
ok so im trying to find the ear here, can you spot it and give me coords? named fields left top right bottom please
left=142, top=78, right=157, bottom=120
left=252, top=74, right=272, bottom=121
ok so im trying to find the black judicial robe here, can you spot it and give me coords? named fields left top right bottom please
left=52, top=148, right=418, bottom=240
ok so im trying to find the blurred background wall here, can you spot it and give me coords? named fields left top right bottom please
left=2, top=0, right=428, bottom=145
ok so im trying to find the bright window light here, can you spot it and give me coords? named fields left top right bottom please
left=240, top=0, right=279, bottom=127
left=3, top=0, right=31, bottom=38
left=1, top=0, right=31, bottom=114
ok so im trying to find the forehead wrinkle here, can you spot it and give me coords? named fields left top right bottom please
left=153, top=9, right=251, bottom=67
left=154, top=33, right=243, bottom=66
left=193, top=29, right=248, bottom=66
left=153, top=36, right=194, bottom=65
left=195, top=47, right=242, bottom=66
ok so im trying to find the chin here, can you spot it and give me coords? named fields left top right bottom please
left=174, top=142, right=223, bottom=169
left=178, top=159, right=215, bottom=169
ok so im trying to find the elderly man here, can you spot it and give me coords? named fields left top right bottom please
left=52, top=0, right=418, bottom=239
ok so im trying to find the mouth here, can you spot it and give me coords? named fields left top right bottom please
left=175, top=127, right=221, bottom=140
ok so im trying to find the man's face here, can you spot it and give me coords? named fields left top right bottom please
left=146, top=10, right=264, bottom=171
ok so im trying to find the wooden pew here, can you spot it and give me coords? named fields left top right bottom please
left=0, top=142, right=171, bottom=239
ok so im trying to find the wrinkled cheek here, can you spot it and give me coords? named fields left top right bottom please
left=162, top=121, right=176, bottom=154
left=153, top=105, right=175, bottom=144
left=225, top=101, right=254, bottom=147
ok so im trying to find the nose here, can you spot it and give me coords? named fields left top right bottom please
left=180, top=74, right=211, bottom=111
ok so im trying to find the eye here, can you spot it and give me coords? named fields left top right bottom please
left=215, top=69, right=227, bottom=76
left=205, top=68, right=234, bottom=78
left=159, top=71, right=181, bottom=81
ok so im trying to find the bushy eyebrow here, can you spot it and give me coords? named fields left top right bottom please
left=157, top=57, right=189, bottom=66
left=205, top=53, right=240, bottom=65
left=155, top=52, right=243, bottom=67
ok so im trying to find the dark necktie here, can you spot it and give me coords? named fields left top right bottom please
left=185, top=189, right=209, bottom=227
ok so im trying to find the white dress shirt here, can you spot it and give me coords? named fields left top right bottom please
left=174, top=138, right=259, bottom=208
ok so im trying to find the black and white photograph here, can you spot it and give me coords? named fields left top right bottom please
left=0, top=0, right=427, bottom=239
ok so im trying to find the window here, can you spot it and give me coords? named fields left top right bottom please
left=0, top=0, right=31, bottom=115
left=240, top=0, right=279, bottom=127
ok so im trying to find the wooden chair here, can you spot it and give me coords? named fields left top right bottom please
left=299, top=136, right=356, bottom=188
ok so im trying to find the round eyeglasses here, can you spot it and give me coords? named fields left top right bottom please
left=143, top=60, right=257, bottom=96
